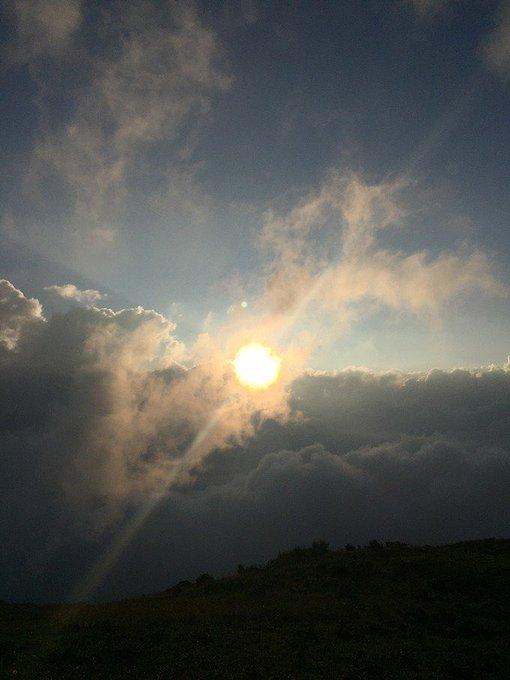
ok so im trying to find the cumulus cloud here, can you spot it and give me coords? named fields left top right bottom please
left=1, top=279, right=510, bottom=602
left=44, top=283, right=104, bottom=304
left=0, top=281, right=284, bottom=529
left=0, top=278, right=44, bottom=350
left=484, top=1, right=510, bottom=76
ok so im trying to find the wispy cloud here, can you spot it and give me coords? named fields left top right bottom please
left=258, top=171, right=505, bottom=331
left=6, top=0, right=232, bottom=266
left=484, top=1, right=510, bottom=76
left=8, top=0, right=82, bottom=61
left=35, top=2, right=230, bottom=230
left=403, top=0, right=450, bottom=18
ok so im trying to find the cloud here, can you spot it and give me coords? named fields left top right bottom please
left=79, top=364, right=510, bottom=600
left=44, top=283, right=104, bottom=304
left=0, top=278, right=44, bottom=350
left=288, top=366, right=510, bottom=451
left=199, top=438, right=510, bottom=546
left=1, top=280, right=510, bottom=601
left=9, top=0, right=82, bottom=60
left=484, top=1, right=510, bottom=76
left=403, top=0, right=450, bottom=18
left=3, top=1, right=232, bottom=275
left=259, top=172, right=505, bottom=331
left=29, top=1, right=231, bottom=238
left=0, top=281, right=284, bottom=529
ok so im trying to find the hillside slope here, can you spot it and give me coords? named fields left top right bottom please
left=1, top=540, right=510, bottom=678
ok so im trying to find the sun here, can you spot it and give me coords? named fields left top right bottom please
left=233, top=343, right=281, bottom=389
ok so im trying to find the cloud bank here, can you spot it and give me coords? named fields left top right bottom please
left=1, top=279, right=509, bottom=602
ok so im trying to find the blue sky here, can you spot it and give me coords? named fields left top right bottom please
left=1, top=0, right=509, bottom=370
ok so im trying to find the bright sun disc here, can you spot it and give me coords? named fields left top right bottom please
left=233, top=343, right=281, bottom=389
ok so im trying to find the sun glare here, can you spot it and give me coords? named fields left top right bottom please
left=233, top=343, right=281, bottom=389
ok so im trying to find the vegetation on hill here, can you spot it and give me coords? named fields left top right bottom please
left=1, top=539, right=510, bottom=678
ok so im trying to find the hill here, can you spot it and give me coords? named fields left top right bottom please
left=1, top=539, right=510, bottom=678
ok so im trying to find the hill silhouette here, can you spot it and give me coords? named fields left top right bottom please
left=1, top=539, right=510, bottom=678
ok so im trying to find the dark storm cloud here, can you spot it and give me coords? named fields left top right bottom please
left=289, top=367, right=510, bottom=450
left=183, top=367, right=510, bottom=556
left=1, top=279, right=509, bottom=602
left=193, top=438, right=510, bottom=551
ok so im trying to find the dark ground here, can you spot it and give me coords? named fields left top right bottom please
left=1, top=539, right=509, bottom=679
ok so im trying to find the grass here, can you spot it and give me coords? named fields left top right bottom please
left=1, top=539, right=509, bottom=678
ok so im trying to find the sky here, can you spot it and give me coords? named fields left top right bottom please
left=1, top=0, right=510, bottom=603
